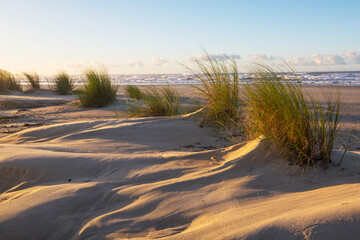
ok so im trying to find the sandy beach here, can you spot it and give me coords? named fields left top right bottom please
left=0, top=85, right=360, bottom=239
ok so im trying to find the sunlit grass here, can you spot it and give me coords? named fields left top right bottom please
left=23, top=72, right=40, bottom=89
left=0, top=70, right=22, bottom=92
left=54, top=71, right=74, bottom=95
left=77, top=69, right=118, bottom=107
left=125, top=85, right=144, bottom=100
left=186, top=52, right=241, bottom=127
left=243, top=64, right=342, bottom=168
left=128, top=85, right=181, bottom=116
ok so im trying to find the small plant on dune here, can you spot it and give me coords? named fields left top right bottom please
left=23, top=71, right=40, bottom=89
left=243, top=64, right=342, bottom=168
left=77, top=69, right=118, bottom=107
left=0, top=70, right=22, bottom=92
left=54, top=71, right=74, bottom=95
left=125, top=85, right=144, bottom=99
left=186, top=51, right=241, bottom=127
left=129, top=85, right=181, bottom=117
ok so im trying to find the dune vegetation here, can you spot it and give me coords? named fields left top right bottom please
left=186, top=52, right=241, bottom=128
left=125, top=85, right=144, bottom=100
left=243, top=65, right=341, bottom=168
left=23, top=72, right=40, bottom=90
left=54, top=71, right=74, bottom=95
left=77, top=69, right=118, bottom=107
left=0, top=56, right=343, bottom=169
left=127, top=85, right=181, bottom=117
left=188, top=54, right=342, bottom=168
left=0, top=70, right=22, bottom=92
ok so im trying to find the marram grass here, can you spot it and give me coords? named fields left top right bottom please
left=128, top=85, right=181, bottom=117
left=0, top=70, right=21, bottom=92
left=77, top=70, right=118, bottom=107
left=186, top=52, right=241, bottom=127
left=243, top=64, right=341, bottom=168
left=125, top=85, right=144, bottom=100
left=54, top=71, right=74, bottom=95
left=23, top=72, right=40, bottom=89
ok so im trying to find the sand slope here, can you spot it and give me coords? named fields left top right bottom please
left=0, top=115, right=360, bottom=240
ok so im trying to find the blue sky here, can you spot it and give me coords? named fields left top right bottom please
left=0, top=0, right=359, bottom=74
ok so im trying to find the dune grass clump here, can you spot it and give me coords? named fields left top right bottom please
left=187, top=52, right=240, bottom=127
left=0, top=70, right=22, bottom=92
left=129, top=86, right=181, bottom=117
left=77, top=70, right=118, bottom=107
left=54, top=71, right=74, bottom=95
left=244, top=65, right=341, bottom=168
left=23, top=72, right=40, bottom=89
left=125, top=85, right=144, bottom=99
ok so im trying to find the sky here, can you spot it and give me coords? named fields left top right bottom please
left=0, top=0, right=359, bottom=75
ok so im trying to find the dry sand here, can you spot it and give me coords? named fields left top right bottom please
left=0, top=85, right=360, bottom=239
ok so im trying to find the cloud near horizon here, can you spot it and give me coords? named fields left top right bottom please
left=291, top=54, right=349, bottom=66
left=186, top=53, right=241, bottom=61
left=150, top=57, right=170, bottom=66
left=123, top=61, right=144, bottom=68
left=248, top=53, right=276, bottom=62
left=56, top=60, right=146, bottom=71
left=344, top=51, right=360, bottom=63
left=56, top=61, right=120, bottom=70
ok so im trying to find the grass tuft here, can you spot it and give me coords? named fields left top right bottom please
left=77, top=69, right=118, bottom=107
left=54, top=71, right=74, bottom=95
left=186, top=51, right=241, bottom=127
left=0, top=70, right=22, bottom=92
left=23, top=72, right=40, bottom=89
left=125, top=85, right=144, bottom=99
left=243, top=64, right=342, bottom=168
left=128, top=85, right=181, bottom=116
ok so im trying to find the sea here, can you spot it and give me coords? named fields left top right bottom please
left=19, top=71, right=360, bottom=86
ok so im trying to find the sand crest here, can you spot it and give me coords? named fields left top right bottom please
left=0, top=113, right=360, bottom=240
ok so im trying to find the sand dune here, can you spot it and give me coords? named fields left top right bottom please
left=0, top=114, right=359, bottom=240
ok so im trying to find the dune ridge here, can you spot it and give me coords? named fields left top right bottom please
left=0, top=115, right=360, bottom=239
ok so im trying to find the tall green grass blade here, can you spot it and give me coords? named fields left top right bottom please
left=243, top=64, right=342, bottom=168
left=0, top=70, right=21, bottom=92
left=54, top=71, right=74, bottom=95
left=23, top=72, right=40, bottom=89
left=185, top=51, right=241, bottom=127
left=77, top=69, right=118, bottom=107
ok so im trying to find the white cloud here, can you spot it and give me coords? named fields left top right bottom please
left=151, top=57, right=170, bottom=66
left=290, top=54, right=346, bottom=66
left=248, top=53, right=277, bottom=62
left=310, top=54, right=346, bottom=65
left=57, top=61, right=123, bottom=70
left=291, top=56, right=313, bottom=66
left=249, top=53, right=268, bottom=61
left=123, top=61, right=144, bottom=68
left=187, top=53, right=241, bottom=61
left=56, top=60, right=146, bottom=70
left=344, top=51, right=360, bottom=63
left=229, top=54, right=241, bottom=60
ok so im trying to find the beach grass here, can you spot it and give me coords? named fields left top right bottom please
left=186, top=52, right=241, bottom=127
left=23, top=72, right=40, bottom=89
left=77, top=69, right=118, bottom=107
left=54, top=71, right=74, bottom=95
left=125, top=85, right=144, bottom=100
left=128, top=85, right=181, bottom=116
left=0, top=70, right=22, bottom=92
left=243, top=64, right=341, bottom=168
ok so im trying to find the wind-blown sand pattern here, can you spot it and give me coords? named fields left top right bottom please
left=1, top=86, right=360, bottom=239
left=1, top=114, right=360, bottom=239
